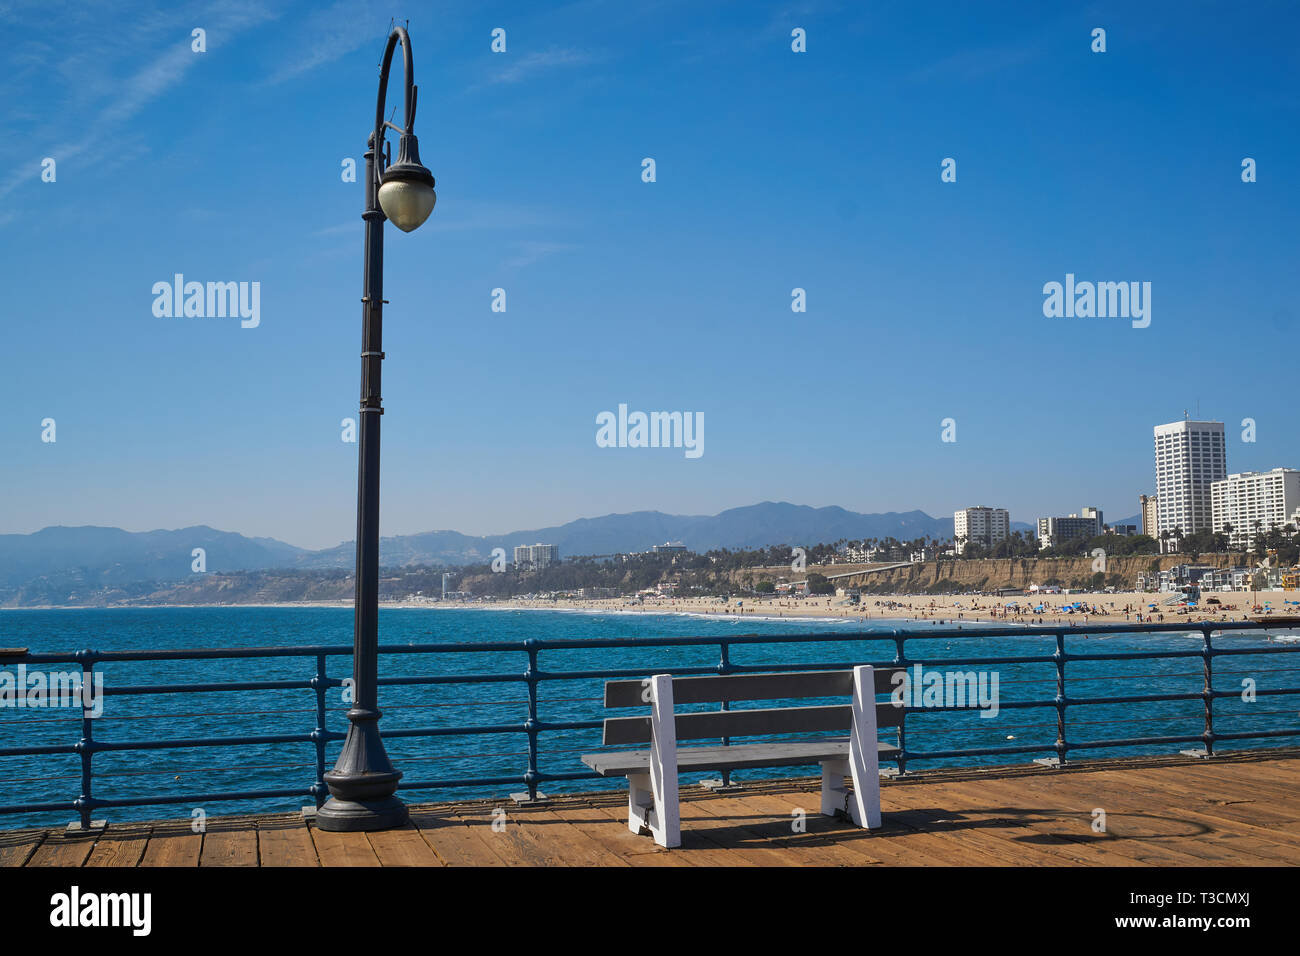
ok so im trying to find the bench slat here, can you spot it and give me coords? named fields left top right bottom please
left=582, top=739, right=901, bottom=776
left=603, top=668, right=902, bottom=707
left=602, top=700, right=903, bottom=746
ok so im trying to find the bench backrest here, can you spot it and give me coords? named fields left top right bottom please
left=601, top=668, right=903, bottom=746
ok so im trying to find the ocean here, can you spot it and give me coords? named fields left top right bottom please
left=1, top=606, right=1297, bottom=831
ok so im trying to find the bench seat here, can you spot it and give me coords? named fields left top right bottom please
left=582, top=738, right=901, bottom=776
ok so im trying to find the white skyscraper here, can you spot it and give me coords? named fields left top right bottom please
left=1211, top=468, right=1300, bottom=549
left=1153, top=419, right=1227, bottom=538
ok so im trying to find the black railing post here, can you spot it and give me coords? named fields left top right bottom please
left=1054, top=631, right=1067, bottom=765
left=893, top=630, right=907, bottom=775
left=74, top=651, right=97, bottom=830
left=312, top=653, right=328, bottom=809
left=1202, top=627, right=1215, bottom=757
left=525, top=640, right=540, bottom=800
left=719, top=641, right=732, bottom=787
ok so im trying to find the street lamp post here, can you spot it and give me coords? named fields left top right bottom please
left=316, top=25, right=436, bottom=832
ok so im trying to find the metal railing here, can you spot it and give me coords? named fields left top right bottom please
left=3, top=619, right=1300, bottom=830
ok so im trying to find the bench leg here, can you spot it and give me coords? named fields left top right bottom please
left=849, top=665, right=883, bottom=829
left=820, top=759, right=851, bottom=818
left=627, top=772, right=654, bottom=836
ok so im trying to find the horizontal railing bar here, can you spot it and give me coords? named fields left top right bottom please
left=0, top=801, right=77, bottom=815
left=103, top=679, right=327, bottom=696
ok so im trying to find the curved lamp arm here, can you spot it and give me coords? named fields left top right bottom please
left=374, top=26, right=417, bottom=152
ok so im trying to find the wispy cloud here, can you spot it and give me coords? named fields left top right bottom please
left=501, top=239, right=575, bottom=270
left=0, top=0, right=278, bottom=200
left=906, top=39, right=1043, bottom=84
left=485, top=46, right=595, bottom=85
left=262, top=0, right=386, bottom=86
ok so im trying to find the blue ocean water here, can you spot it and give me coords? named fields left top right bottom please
left=1, top=606, right=1298, bottom=831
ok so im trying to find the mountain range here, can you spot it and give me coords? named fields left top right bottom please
left=0, top=502, right=1047, bottom=594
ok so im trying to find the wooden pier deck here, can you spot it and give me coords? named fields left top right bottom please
left=3, top=750, right=1298, bottom=867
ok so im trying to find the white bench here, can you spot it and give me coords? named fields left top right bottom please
left=580, top=665, right=902, bottom=848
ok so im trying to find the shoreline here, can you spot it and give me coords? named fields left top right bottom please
left=7, top=589, right=1299, bottom=629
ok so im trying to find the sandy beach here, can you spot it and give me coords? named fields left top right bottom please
left=12, top=591, right=1300, bottom=628
left=459, top=590, right=1300, bottom=628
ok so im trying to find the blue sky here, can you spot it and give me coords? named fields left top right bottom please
left=1, top=0, right=1296, bottom=550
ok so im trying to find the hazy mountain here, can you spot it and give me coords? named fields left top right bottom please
left=293, top=502, right=965, bottom=569
left=0, top=503, right=1037, bottom=596
left=0, top=525, right=306, bottom=589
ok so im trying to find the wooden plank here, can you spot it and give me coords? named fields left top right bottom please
left=1157, top=761, right=1300, bottom=807
left=687, top=790, right=875, bottom=866
left=885, top=779, right=1104, bottom=866
left=515, top=807, right=633, bottom=867
left=257, top=818, right=319, bottom=867
left=884, top=779, right=1107, bottom=866
left=588, top=797, right=735, bottom=866
left=26, top=832, right=98, bottom=868
left=408, top=806, right=507, bottom=867
left=604, top=668, right=903, bottom=707
left=199, top=822, right=259, bottom=867
left=543, top=800, right=682, bottom=867
left=965, top=776, right=1202, bottom=866
left=138, top=821, right=203, bottom=867
left=658, top=790, right=802, bottom=866
left=0, top=829, right=46, bottom=868
left=366, top=823, right=444, bottom=866
left=85, top=825, right=151, bottom=867
left=1075, top=768, right=1300, bottom=863
left=452, top=804, right=573, bottom=867
left=310, top=825, right=382, bottom=867
left=723, top=785, right=923, bottom=865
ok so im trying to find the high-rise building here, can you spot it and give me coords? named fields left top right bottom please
left=1139, top=493, right=1159, bottom=540
left=1210, top=468, right=1300, bottom=550
left=513, top=543, right=559, bottom=569
left=1154, top=419, right=1226, bottom=538
left=953, top=507, right=1010, bottom=554
left=1036, top=508, right=1103, bottom=549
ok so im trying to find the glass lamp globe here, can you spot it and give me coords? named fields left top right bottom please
left=378, top=132, right=436, bottom=232
left=378, top=179, right=436, bottom=232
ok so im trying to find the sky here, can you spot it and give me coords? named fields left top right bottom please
left=1, top=0, right=1297, bottom=550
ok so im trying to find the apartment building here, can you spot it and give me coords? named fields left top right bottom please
left=1139, top=493, right=1159, bottom=540
left=953, top=506, right=1010, bottom=555
left=513, top=543, right=560, bottom=569
left=1036, top=509, right=1103, bottom=550
left=1210, top=468, right=1300, bottom=549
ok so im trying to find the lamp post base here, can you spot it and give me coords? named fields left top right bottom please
left=316, top=713, right=407, bottom=831
left=315, top=793, right=409, bottom=832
